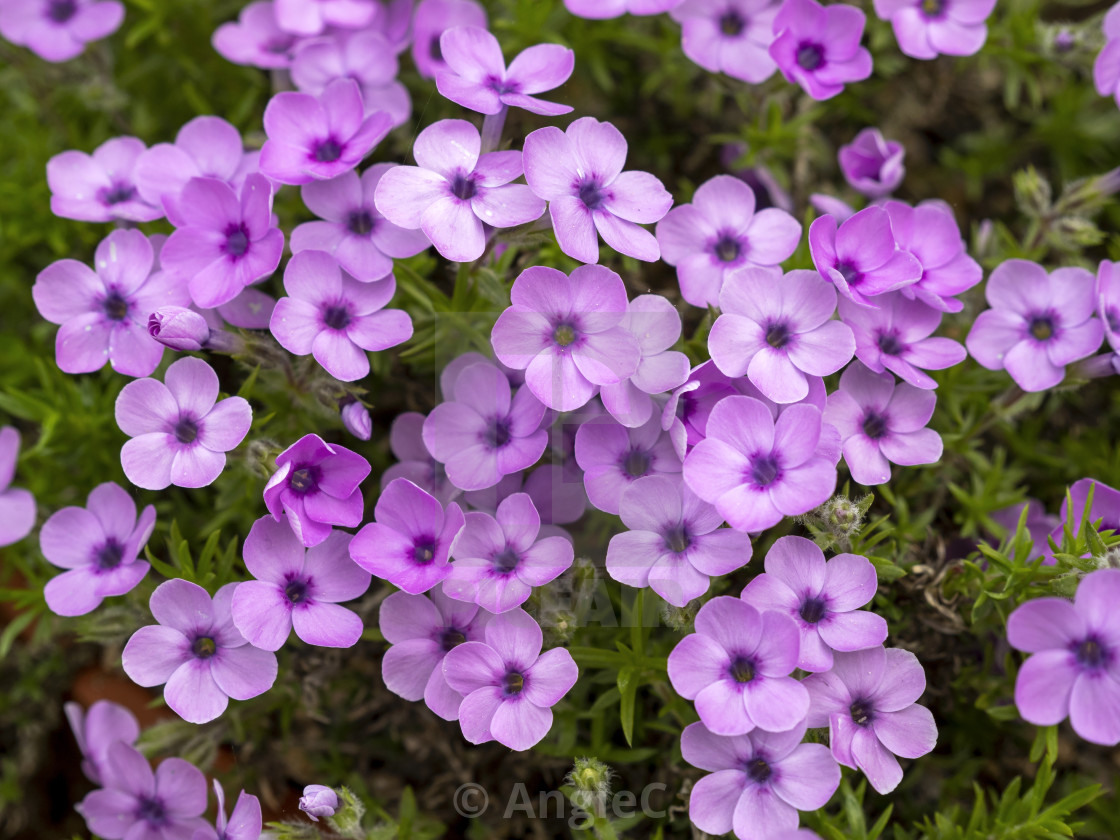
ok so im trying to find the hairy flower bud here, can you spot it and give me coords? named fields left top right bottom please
left=565, top=757, right=614, bottom=814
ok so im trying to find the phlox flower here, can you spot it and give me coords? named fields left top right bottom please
left=669, top=0, right=780, bottom=83
left=46, top=136, right=160, bottom=222
left=340, top=400, right=372, bottom=440
left=411, top=0, right=487, bottom=79
left=212, top=1, right=297, bottom=69
left=873, top=0, right=996, bottom=60
left=1097, top=259, right=1120, bottom=354
left=274, top=0, right=376, bottom=36
left=770, top=0, right=872, bottom=100
left=660, top=361, right=746, bottom=459
left=64, top=700, right=139, bottom=786
left=0, top=426, right=36, bottom=548
left=884, top=200, right=982, bottom=313
left=196, top=780, right=263, bottom=840
left=0, top=0, right=123, bottom=62
left=809, top=206, right=923, bottom=307
left=1095, top=4, right=1120, bottom=108
left=838, top=128, right=904, bottom=198
left=564, top=0, right=683, bottom=18
left=383, top=411, right=460, bottom=505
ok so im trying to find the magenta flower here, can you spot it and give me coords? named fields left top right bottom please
left=523, top=117, right=673, bottom=264
left=269, top=250, right=413, bottom=382
left=274, top=0, right=375, bottom=36
left=148, top=306, right=211, bottom=352
left=966, top=260, right=1103, bottom=392
left=46, top=136, right=160, bottom=222
left=260, top=78, right=393, bottom=185
left=656, top=174, right=801, bottom=308
left=1008, top=568, right=1120, bottom=746
left=669, top=0, right=780, bottom=83
left=709, top=268, right=855, bottom=404
left=341, top=400, right=372, bottom=440
left=64, top=700, right=140, bottom=786
left=681, top=720, right=840, bottom=840
left=383, top=411, right=460, bottom=505
left=40, top=482, right=155, bottom=617
left=683, top=395, right=837, bottom=533
left=873, top=0, right=995, bottom=60
left=411, top=0, right=487, bottom=79
left=884, top=200, right=982, bottom=313
left=1095, top=4, right=1120, bottom=108
left=741, top=536, right=886, bottom=672
left=491, top=264, right=640, bottom=412
left=661, top=361, right=747, bottom=459
left=264, top=433, right=371, bottom=547
left=299, top=785, right=338, bottom=822
left=231, top=515, right=371, bottom=651
left=824, top=362, right=943, bottom=486
left=212, top=1, right=297, bottom=69
left=803, top=646, right=937, bottom=793
left=201, top=780, right=263, bottom=840
left=443, top=607, right=578, bottom=750
left=564, top=0, right=683, bottom=18
left=0, top=0, right=123, bottom=62
left=374, top=119, right=544, bottom=262
left=669, top=596, right=809, bottom=734
left=161, top=174, right=284, bottom=309
left=770, top=0, right=872, bottom=101
left=121, top=580, right=278, bottom=724
left=0, top=427, right=36, bottom=548
left=291, top=166, right=430, bottom=283
left=379, top=586, right=491, bottom=720
left=809, top=206, right=922, bottom=308
left=574, top=413, right=682, bottom=515
left=115, top=357, right=252, bottom=491
left=350, top=477, right=466, bottom=594
left=839, top=128, right=904, bottom=198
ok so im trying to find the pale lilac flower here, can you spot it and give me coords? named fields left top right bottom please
left=564, top=0, right=684, bottom=18
left=523, top=117, right=674, bottom=264
left=709, top=268, right=855, bottom=404
left=212, top=1, right=297, bottom=69
left=411, top=0, right=487, bottom=79
left=269, top=250, right=413, bottom=382
left=231, top=515, right=371, bottom=651
left=518, top=463, right=588, bottom=527
left=147, top=306, right=211, bottom=352
left=379, top=586, right=490, bottom=720
left=0, top=427, right=35, bottom=548
left=824, top=362, right=943, bottom=486
left=683, top=395, right=837, bottom=533
left=491, top=264, right=640, bottom=412
left=195, top=780, right=262, bottom=840
left=443, top=607, right=578, bottom=750
left=770, top=0, right=872, bottom=101
left=341, top=400, right=372, bottom=440
left=809, top=192, right=856, bottom=222
left=1097, top=259, right=1120, bottom=352
left=122, top=580, right=278, bottom=724
left=989, top=498, right=1059, bottom=556
left=681, top=720, right=839, bottom=840
left=839, top=128, right=904, bottom=198
left=115, top=357, right=252, bottom=490
left=661, top=361, right=747, bottom=459
left=966, top=260, right=1103, bottom=392
left=41, top=482, right=155, bottom=617
left=260, top=78, right=393, bottom=185
left=274, top=0, right=375, bottom=35
left=873, top=0, right=996, bottom=60
left=374, top=119, right=544, bottom=263
left=64, top=700, right=140, bottom=786
left=209, top=286, right=277, bottom=329
left=656, top=174, right=801, bottom=308
left=298, top=785, right=338, bottom=822
left=350, top=477, right=466, bottom=593
left=741, top=536, right=886, bottom=672
left=669, top=0, right=780, bottom=83
left=1095, top=4, right=1120, bottom=108
left=809, top=206, right=923, bottom=307
left=803, top=646, right=937, bottom=793
left=884, top=200, right=982, bottom=313
left=291, top=166, right=430, bottom=283
left=383, top=411, right=460, bottom=505
left=668, top=596, right=809, bottom=734
left=0, top=0, right=123, bottom=62
left=607, top=476, right=752, bottom=607
left=47, top=136, right=160, bottom=222
left=436, top=26, right=574, bottom=115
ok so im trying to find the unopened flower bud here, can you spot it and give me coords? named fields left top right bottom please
left=566, top=757, right=614, bottom=814
left=299, top=785, right=338, bottom=822
left=1013, top=166, right=1052, bottom=217
left=341, top=401, right=372, bottom=440
left=148, top=307, right=209, bottom=352
left=1050, top=215, right=1104, bottom=248
left=660, top=599, right=699, bottom=632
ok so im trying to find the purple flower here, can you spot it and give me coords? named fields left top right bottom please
left=46, top=136, right=160, bottom=222
left=656, top=174, right=801, bottom=309
left=564, top=0, right=683, bottom=18
left=741, top=535, right=886, bottom=672
left=41, top=482, right=155, bottom=617
left=884, top=200, right=982, bottom=313
left=990, top=499, right=1059, bottom=556
left=269, top=250, right=413, bottom=382
left=838, top=128, right=904, bottom=198
left=573, top=414, right=681, bottom=515
left=661, top=361, right=747, bottom=459
left=64, top=700, right=140, bottom=786
left=668, top=596, right=809, bottom=734
left=122, top=580, right=278, bottom=724
left=607, top=476, right=752, bottom=607
left=669, top=0, right=779, bottom=83
left=709, top=268, right=855, bottom=404
left=383, top=411, right=460, bottom=505
left=803, top=646, right=937, bottom=793
left=681, top=720, right=839, bottom=840
left=148, top=306, right=212, bottom=352
left=374, top=119, right=544, bottom=263
left=197, top=780, right=262, bottom=840
left=341, top=400, right=372, bottom=440
left=0, top=427, right=35, bottom=548
left=770, top=0, right=872, bottom=101
left=212, top=1, right=297, bottom=69
left=264, top=434, right=371, bottom=547
left=411, top=0, right=487, bottom=79
left=161, top=174, right=284, bottom=309
left=523, top=117, right=673, bottom=264
left=873, top=0, right=995, bottom=60
left=809, top=206, right=923, bottom=308
left=379, top=586, right=491, bottom=720
left=274, top=0, right=375, bottom=35
left=77, top=742, right=209, bottom=840
left=298, top=785, right=338, bottom=822
left=491, top=264, right=641, bottom=411
left=260, top=78, right=393, bottom=185
left=231, top=515, right=371, bottom=651
left=824, top=362, right=943, bottom=486
left=1095, top=4, right=1120, bottom=108
left=0, top=0, right=123, bottom=62
left=1098, top=259, right=1120, bottom=352
left=422, top=362, right=547, bottom=492
left=1008, top=568, right=1120, bottom=746
left=683, top=395, right=837, bottom=533
left=350, top=477, right=466, bottom=594
left=443, top=607, right=578, bottom=750
left=115, top=357, right=252, bottom=490
left=966, top=260, right=1104, bottom=392
left=291, top=166, right=430, bottom=283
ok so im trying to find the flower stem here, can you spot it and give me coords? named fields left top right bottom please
left=480, top=106, right=508, bottom=154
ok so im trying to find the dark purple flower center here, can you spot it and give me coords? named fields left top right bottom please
left=876, top=331, right=904, bottom=356
left=450, top=172, right=477, bottom=201
left=47, top=0, right=78, bottom=23
left=799, top=596, right=827, bottom=624
left=493, top=547, right=521, bottom=574
left=663, top=523, right=691, bottom=554
left=1074, top=636, right=1108, bottom=669
left=1029, top=316, right=1055, bottom=342
left=745, top=757, right=772, bottom=783
left=440, top=627, right=467, bottom=651
left=313, top=138, right=343, bottom=163
left=862, top=412, right=888, bottom=440
left=486, top=75, right=518, bottom=95
left=191, top=636, right=217, bottom=659
left=102, top=182, right=137, bottom=205
left=749, top=454, right=780, bottom=487
left=174, top=417, right=199, bottom=445
left=920, top=0, right=945, bottom=18
left=412, top=537, right=437, bottom=565
left=553, top=323, right=579, bottom=348
left=429, top=36, right=443, bottom=61
left=102, top=290, right=130, bottom=322
left=765, top=322, right=792, bottom=349
left=622, top=449, right=651, bottom=478
left=323, top=304, right=352, bottom=331
left=95, top=539, right=125, bottom=571
left=719, top=11, right=745, bottom=36
left=729, top=657, right=755, bottom=683
left=714, top=234, right=741, bottom=263
left=484, top=416, right=512, bottom=448
left=741, top=171, right=777, bottom=211
left=849, top=697, right=875, bottom=726
left=347, top=210, right=376, bottom=236
left=836, top=261, right=862, bottom=287
left=1106, top=308, right=1120, bottom=333
left=285, top=578, right=309, bottom=604
left=796, top=42, right=824, bottom=71
left=289, top=466, right=321, bottom=495
left=265, top=38, right=294, bottom=55
left=224, top=223, right=250, bottom=258
left=135, top=796, right=168, bottom=827
left=502, top=670, right=525, bottom=696
left=577, top=178, right=607, bottom=210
